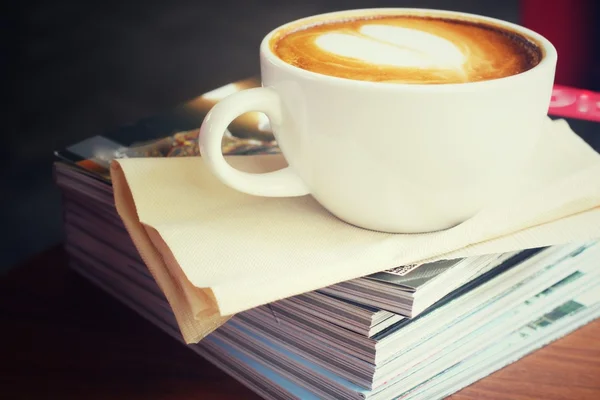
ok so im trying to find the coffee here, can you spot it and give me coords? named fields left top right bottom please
left=270, top=14, right=542, bottom=84
left=201, top=9, right=556, bottom=232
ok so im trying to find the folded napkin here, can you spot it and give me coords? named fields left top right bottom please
left=111, top=118, right=600, bottom=344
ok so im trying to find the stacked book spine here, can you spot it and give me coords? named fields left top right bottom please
left=54, top=160, right=600, bottom=400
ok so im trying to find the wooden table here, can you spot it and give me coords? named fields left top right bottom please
left=2, top=246, right=599, bottom=400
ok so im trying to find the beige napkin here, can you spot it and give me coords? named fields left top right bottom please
left=111, top=118, right=600, bottom=344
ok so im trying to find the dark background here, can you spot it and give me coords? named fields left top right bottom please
left=2, top=0, right=596, bottom=272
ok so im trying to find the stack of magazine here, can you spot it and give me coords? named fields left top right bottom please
left=54, top=78, right=600, bottom=400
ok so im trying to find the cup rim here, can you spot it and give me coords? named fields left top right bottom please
left=259, top=8, right=557, bottom=91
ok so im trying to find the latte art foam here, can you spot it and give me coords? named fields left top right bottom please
left=270, top=15, right=542, bottom=84
left=315, top=26, right=466, bottom=70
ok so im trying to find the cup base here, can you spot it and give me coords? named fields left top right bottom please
left=329, top=209, right=466, bottom=234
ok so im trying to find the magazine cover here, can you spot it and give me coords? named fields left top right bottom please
left=54, top=77, right=278, bottom=182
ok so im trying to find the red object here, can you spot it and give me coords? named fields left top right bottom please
left=549, top=85, right=600, bottom=122
left=520, top=0, right=597, bottom=89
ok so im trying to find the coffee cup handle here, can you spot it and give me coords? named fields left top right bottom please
left=199, top=87, right=310, bottom=197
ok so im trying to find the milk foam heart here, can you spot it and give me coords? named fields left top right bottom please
left=315, top=25, right=466, bottom=70
left=270, top=14, right=542, bottom=84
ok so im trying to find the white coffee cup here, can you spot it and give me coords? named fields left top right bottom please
left=199, top=8, right=557, bottom=233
